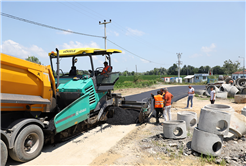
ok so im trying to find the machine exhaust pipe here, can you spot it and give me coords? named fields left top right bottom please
left=56, top=48, right=59, bottom=87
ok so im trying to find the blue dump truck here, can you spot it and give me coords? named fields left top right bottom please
left=1, top=48, right=151, bottom=165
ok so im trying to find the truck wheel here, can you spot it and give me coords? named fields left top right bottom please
left=1, top=140, right=8, bottom=166
left=9, top=125, right=44, bottom=162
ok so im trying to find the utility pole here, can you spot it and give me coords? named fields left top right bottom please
left=135, top=65, right=137, bottom=75
left=239, top=56, right=245, bottom=78
left=99, top=19, right=111, bottom=61
left=176, top=53, right=182, bottom=83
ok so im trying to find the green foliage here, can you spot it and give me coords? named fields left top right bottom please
left=25, top=56, right=41, bottom=64
left=167, top=64, right=178, bottom=75
left=223, top=59, right=240, bottom=75
left=133, top=75, right=140, bottom=83
left=206, top=154, right=215, bottom=164
left=220, top=159, right=226, bottom=166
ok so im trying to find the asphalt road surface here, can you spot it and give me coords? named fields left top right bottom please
left=125, top=85, right=206, bottom=102
left=125, top=85, right=206, bottom=116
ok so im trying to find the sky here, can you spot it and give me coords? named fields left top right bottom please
left=1, top=0, right=245, bottom=73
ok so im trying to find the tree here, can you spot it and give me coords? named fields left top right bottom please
left=212, top=66, right=224, bottom=75
left=25, top=56, right=41, bottom=64
left=167, top=64, right=178, bottom=75
left=222, top=59, right=240, bottom=75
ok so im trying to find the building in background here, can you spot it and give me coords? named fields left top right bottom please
left=162, top=77, right=171, bottom=82
left=184, top=75, right=194, bottom=83
left=232, top=70, right=246, bottom=79
left=170, top=77, right=182, bottom=83
left=194, top=73, right=209, bottom=83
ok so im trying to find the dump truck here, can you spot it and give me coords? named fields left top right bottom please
left=0, top=48, right=151, bottom=165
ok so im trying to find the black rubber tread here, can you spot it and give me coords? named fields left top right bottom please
left=9, top=125, right=44, bottom=162
left=1, top=140, right=8, bottom=166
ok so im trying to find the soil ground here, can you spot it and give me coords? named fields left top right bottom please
left=90, top=96, right=245, bottom=166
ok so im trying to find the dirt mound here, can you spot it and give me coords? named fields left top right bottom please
left=106, top=107, right=140, bottom=125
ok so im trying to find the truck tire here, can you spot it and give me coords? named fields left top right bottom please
left=1, top=140, right=8, bottom=166
left=9, top=125, right=44, bottom=162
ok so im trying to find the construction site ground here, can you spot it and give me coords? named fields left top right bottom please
left=7, top=84, right=246, bottom=166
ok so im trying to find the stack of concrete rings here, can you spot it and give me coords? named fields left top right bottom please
left=177, top=111, right=197, bottom=130
left=191, top=107, right=231, bottom=156
left=163, top=120, right=187, bottom=139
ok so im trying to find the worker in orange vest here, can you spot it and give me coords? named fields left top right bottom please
left=101, top=61, right=112, bottom=75
left=151, top=91, right=164, bottom=124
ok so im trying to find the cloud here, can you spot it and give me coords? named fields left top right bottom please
left=126, top=27, right=145, bottom=36
left=128, top=54, right=134, bottom=59
left=189, top=53, right=203, bottom=58
left=201, top=43, right=216, bottom=54
left=57, top=29, right=73, bottom=35
left=61, top=41, right=100, bottom=49
left=140, top=58, right=150, bottom=63
left=122, top=51, right=126, bottom=54
left=113, top=58, right=118, bottom=63
left=113, top=31, right=119, bottom=37
left=1, top=40, right=47, bottom=58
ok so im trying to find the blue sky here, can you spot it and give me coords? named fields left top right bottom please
left=1, top=1, right=245, bottom=73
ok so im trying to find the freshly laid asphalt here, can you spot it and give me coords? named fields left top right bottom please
left=125, top=85, right=206, bottom=103
left=125, top=85, right=206, bottom=116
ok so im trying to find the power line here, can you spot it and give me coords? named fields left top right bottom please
left=1, top=12, right=104, bottom=38
left=107, top=39, right=166, bottom=65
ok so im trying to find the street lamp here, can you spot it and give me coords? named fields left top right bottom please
left=239, top=56, right=245, bottom=78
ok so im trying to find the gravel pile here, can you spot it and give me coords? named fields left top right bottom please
left=106, top=107, right=140, bottom=125
left=140, top=125, right=246, bottom=166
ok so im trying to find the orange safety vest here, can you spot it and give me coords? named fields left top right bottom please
left=102, top=66, right=111, bottom=74
left=154, top=95, right=164, bottom=108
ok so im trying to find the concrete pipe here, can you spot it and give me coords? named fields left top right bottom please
left=203, top=104, right=235, bottom=112
left=228, top=112, right=246, bottom=137
left=177, top=111, right=197, bottom=130
left=241, top=107, right=246, bottom=117
left=191, top=128, right=223, bottom=156
left=237, top=78, right=246, bottom=87
left=216, top=92, right=228, bottom=99
left=206, top=85, right=219, bottom=96
left=225, top=77, right=234, bottom=85
left=163, top=120, right=187, bottom=139
left=194, top=89, right=206, bottom=96
left=203, top=104, right=246, bottom=137
left=234, top=94, right=246, bottom=103
left=198, top=108, right=231, bottom=136
left=240, top=88, right=246, bottom=94
left=234, top=78, right=240, bottom=85
left=221, top=84, right=239, bottom=97
left=221, top=84, right=231, bottom=92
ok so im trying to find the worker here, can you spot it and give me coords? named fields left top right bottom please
left=160, top=88, right=165, bottom=97
left=163, top=88, right=173, bottom=121
left=101, top=61, right=112, bottom=75
left=210, top=87, right=216, bottom=104
left=151, top=91, right=164, bottom=124
left=185, top=85, right=195, bottom=109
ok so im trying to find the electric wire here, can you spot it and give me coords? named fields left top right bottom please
left=0, top=12, right=104, bottom=38
left=107, top=39, right=166, bottom=65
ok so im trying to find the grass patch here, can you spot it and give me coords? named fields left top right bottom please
left=220, top=159, right=226, bottom=166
